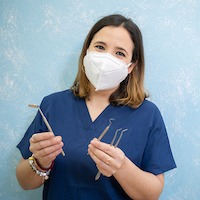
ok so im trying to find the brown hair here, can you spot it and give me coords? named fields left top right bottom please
left=71, top=14, right=148, bottom=108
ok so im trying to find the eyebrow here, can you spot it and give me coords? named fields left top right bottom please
left=93, top=41, right=129, bottom=56
left=116, top=47, right=129, bottom=56
left=94, top=41, right=107, bottom=46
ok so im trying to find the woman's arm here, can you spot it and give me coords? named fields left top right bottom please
left=114, top=156, right=164, bottom=200
left=88, top=139, right=164, bottom=200
left=16, top=158, right=44, bottom=190
left=16, top=132, right=64, bottom=190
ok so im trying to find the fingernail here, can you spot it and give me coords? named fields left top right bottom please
left=56, top=137, right=61, bottom=142
left=60, top=142, right=64, bottom=147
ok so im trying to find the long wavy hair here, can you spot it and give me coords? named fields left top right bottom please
left=71, top=14, right=148, bottom=108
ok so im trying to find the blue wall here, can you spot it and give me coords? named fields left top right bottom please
left=1, top=1, right=200, bottom=199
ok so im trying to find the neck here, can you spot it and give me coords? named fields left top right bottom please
left=86, top=86, right=117, bottom=122
left=86, top=85, right=118, bottom=112
left=88, top=85, right=118, bottom=103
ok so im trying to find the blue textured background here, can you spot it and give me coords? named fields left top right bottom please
left=0, top=1, right=200, bottom=199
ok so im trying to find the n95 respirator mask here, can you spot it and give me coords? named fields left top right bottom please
left=83, top=51, right=132, bottom=91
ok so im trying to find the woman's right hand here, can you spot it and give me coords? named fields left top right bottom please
left=29, top=132, right=64, bottom=169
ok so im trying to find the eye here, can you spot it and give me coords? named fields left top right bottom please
left=116, top=51, right=125, bottom=57
left=95, top=45, right=105, bottom=50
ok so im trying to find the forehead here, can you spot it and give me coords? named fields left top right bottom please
left=91, top=26, right=134, bottom=52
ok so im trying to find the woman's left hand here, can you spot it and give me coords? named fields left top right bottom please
left=88, top=138, right=126, bottom=177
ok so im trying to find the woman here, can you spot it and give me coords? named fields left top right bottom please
left=16, top=14, right=176, bottom=200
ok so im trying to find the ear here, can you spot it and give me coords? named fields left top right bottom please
left=128, top=61, right=137, bottom=74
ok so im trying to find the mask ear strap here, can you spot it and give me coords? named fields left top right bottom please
left=127, top=62, right=132, bottom=67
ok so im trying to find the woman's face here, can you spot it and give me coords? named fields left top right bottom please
left=88, top=26, right=134, bottom=65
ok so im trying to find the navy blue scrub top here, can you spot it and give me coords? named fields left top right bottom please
left=17, top=90, right=176, bottom=200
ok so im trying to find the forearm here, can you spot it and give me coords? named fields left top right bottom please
left=114, top=156, right=164, bottom=200
left=16, top=158, right=44, bottom=190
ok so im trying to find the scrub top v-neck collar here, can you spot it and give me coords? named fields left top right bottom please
left=76, top=97, right=114, bottom=131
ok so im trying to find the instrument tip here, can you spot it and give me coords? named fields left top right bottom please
left=28, top=104, right=39, bottom=108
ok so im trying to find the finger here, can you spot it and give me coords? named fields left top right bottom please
left=35, top=141, right=64, bottom=158
left=37, top=145, right=64, bottom=163
left=89, top=149, right=113, bottom=177
left=30, top=132, right=54, bottom=143
left=89, top=139, right=115, bottom=157
left=90, top=138, right=122, bottom=158
left=33, top=140, right=64, bottom=166
left=89, top=149, right=110, bottom=170
left=34, top=147, right=63, bottom=168
left=30, top=136, right=63, bottom=153
left=36, top=136, right=62, bottom=149
left=97, top=167, right=113, bottom=178
left=89, top=140, right=125, bottom=173
left=88, top=144, right=113, bottom=168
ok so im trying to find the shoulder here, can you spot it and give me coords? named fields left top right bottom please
left=137, top=99, right=160, bottom=114
left=134, top=99, right=164, bottom=123
left=40, top=89, right=77, bottom=108
left=43, top=89, right=73, bottom=101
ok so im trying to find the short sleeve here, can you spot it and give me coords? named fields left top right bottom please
left=141, top=107, right=176, bottom=175
left=17, top=99, right=48, bottom=159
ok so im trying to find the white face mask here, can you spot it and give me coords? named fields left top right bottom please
left=83, top=51, right=132, bottom=91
